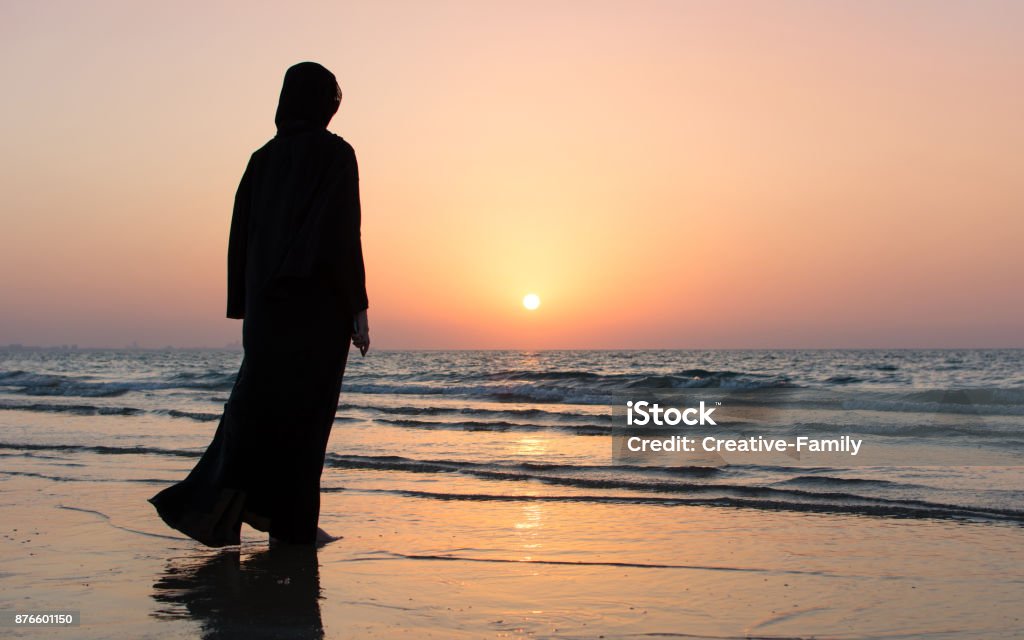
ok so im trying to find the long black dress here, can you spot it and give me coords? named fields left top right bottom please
left=149, top=120, right=368, bottom=547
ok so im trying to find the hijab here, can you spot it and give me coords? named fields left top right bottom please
left=274, top=62, right=341, bottom=131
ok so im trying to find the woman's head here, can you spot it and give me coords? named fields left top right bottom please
left=274, top=62, right=342, bottom=130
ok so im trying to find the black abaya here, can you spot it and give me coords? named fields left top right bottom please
left=149, top=65, right=368, bottom=546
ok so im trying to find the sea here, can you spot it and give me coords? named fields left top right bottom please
left=1, top=348, right=1022, bottom=527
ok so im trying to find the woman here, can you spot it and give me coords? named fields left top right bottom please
left=150, top=62, right=370, bottom=547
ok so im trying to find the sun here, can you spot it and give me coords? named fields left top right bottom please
left=522, top=293, right=541, bottom=310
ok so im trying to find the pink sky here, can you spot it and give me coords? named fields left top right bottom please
left=1, top=1, right=1022, bottom=348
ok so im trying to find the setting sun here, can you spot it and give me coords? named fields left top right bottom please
left=522, top=294, right=541, bottom=311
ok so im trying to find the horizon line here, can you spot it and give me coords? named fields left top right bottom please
left=3, top=344, right=1022, bottom=352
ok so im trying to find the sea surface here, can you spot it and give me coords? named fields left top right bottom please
left=1, top=348, right=1022, bottom=525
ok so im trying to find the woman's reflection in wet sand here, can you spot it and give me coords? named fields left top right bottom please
left=151, top=545, right=323, bottom=639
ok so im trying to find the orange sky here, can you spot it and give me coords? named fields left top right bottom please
left=1, top=1, right=1021, bottom=348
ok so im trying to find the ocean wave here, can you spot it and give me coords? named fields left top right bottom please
left=333, top=487, right=1024, bottom=524
left=342, top=367, right=800, bottom=402
left=166, top=370, right=235, bottom=385
left=344, top=381, right=612, bottom=404
left=774, top=475, right=905, bottom=488
left=320, top=454, right=960, bottom=511
left=483, top=369, right=604, bottom=381
left=323, top=454, right=734, bottom=484
left=825, top=375, right=864, bottom=385
left=628, top=369, right=798, bottom=390
left=338, top=402, right=601, bottom=421
left=156, top=409, right=221, bottom=422
left=0, top=469, right=167, bottom=484
left=832, top=422, right=1024, bottom=440
left=0, top=397, right=606, bottom=428
left=4, top=440, right=1019, bottom=523
left=0, top=400, right=222, bottom=423
left=840, top=391, right=1024, bottom=417
left=6, top=360, right=1017, bottom=410
left=345, top=381, right=1024, bottom=412
left=0, top=370, right=235, bottom=397
left=354, top=550, right=837, bottom=576
left=373, top=417, right=611, bottom=435
left=0, top=442, right=200, bottom=458
left=0, top=401, right=143, bottom=416
left=0, top=371, right=149, bottom=397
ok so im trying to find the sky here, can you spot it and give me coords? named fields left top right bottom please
left=1, top=0, right=1022, bottom=349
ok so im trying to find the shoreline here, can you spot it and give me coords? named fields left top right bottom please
left=3, top=473, right=1023, bottom=639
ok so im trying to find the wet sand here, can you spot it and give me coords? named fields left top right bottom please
left=2, top=473, right=1023, bottom=639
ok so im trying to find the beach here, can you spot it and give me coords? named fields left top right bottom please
left=2, top=348, right=1023, bottom=638
left=3, top=474, right=1024, bottom=638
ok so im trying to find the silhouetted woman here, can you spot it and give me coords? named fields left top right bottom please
left=150, top=62, right=369, bottom=546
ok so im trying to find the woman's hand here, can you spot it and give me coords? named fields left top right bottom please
left=352, top=309, right=370, bottom=356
